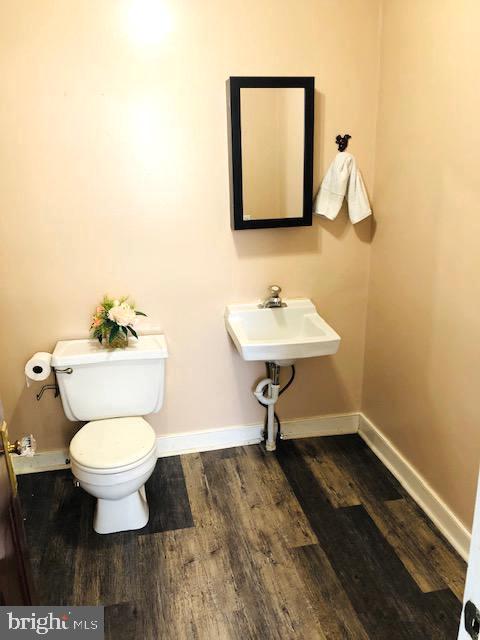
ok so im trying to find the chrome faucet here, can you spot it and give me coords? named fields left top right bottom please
left=259, top=285, right=286, bottom=308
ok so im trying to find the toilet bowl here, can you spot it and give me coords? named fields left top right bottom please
left=51, top=334, right=168, bottom=534
left=70, top=416, right=157, bottom=534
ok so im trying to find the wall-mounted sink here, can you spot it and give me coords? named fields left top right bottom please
left=225, top=298, right=341, bottom=364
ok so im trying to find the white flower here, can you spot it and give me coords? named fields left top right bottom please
left=108, top=302, right=136, bottom=327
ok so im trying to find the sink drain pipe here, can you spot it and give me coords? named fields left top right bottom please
left=254, top=363, right=296, bottom=451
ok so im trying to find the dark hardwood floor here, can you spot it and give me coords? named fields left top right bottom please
left=18, top=435, right=466, bottom=639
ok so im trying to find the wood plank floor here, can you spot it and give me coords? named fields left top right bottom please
left=18, top=435, right=466, bottom=639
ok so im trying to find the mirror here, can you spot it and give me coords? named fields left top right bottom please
left=227, top=77, right=314, bottom=230
left=241, top=88, right=304, bottom=220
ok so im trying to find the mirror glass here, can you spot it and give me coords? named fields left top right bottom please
left=240, top=88, right=304, bottom=220
left=228, top=77, right=314, bottom=230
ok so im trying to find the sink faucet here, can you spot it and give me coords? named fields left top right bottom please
left=259, top=285, right=287, bottom=309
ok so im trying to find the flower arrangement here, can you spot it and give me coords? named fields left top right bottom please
left=90, top=296, right=146, bottom=348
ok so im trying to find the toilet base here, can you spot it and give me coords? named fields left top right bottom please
left=94, top=484, right=149, bottom=534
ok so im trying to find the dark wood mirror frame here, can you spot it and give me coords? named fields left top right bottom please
left=227, top=76, right=314, bottom=230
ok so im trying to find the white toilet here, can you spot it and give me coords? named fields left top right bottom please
left=51, top=334, right=168, bottom=534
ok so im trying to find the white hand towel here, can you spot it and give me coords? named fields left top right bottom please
left=313, top=152, right=371, bottom=224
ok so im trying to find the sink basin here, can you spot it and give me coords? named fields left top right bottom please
left=225, top=298, right=341, bottom=363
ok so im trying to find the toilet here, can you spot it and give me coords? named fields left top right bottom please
left=51, top=334, right=168, bottom=534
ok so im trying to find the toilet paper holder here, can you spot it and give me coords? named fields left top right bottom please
left=36, top=383, right=59, bottom=401
left=35, top=368, right=71, bottom=401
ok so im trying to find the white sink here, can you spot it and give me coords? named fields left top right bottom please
left=225, top=298, right=341, bottom=363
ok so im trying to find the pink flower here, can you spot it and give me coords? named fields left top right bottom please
left=92, top=316, right=102, bottom=327
left=96, top=306, right=105, bottom=314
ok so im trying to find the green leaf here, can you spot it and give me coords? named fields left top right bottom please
left=135, top=311, right=147, bottom=316
left=121, top=326, right=128, bottom=336
left=127, top=326, right=138, bottom=339
left=97, top=335, right=103, bottom=344
left=109, top=324, right=120, bottom=343
left=102, top=295, right=114, bottom=311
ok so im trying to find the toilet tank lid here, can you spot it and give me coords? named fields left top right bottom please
left=51, top=334, right=168, bottom=367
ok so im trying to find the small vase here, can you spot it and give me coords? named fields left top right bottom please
left=103, top=329, right=129, bottom=350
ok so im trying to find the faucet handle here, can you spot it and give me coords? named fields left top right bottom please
left=269, top=285, right=282, bottom=297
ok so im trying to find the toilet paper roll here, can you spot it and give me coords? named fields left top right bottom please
left=25, top=352, right=53, bottom=387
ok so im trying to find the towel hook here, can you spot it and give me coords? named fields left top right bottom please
left=335, top=134, right=351, bottom=152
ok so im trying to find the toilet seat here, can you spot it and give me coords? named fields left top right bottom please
left=71, top=446, right=157, bottom=477
left=69, top=416, right=156, bottom=471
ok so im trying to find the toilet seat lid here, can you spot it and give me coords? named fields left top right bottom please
left=70, top=417, right=156, bottom=469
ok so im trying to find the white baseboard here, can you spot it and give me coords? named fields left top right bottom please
left=13, top=413, right=358, bottom=472
left=156, top=423, right=263, bottom=457
left=12, top=411, right=471, bottom=561
left=280, top=412, right=359, bottom=440
left=358, top=413, right=471, bottom=561
left=157, top=412, right=359, bottom=457
left=13, top=449, right=70, bottom=475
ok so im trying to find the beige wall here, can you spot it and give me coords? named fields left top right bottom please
left=363, top=0, right=480, bottom=528
left=0, top=0, right=380, bottom=451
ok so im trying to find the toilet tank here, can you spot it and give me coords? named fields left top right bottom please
left=51, top=335, right=168, bottom=421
